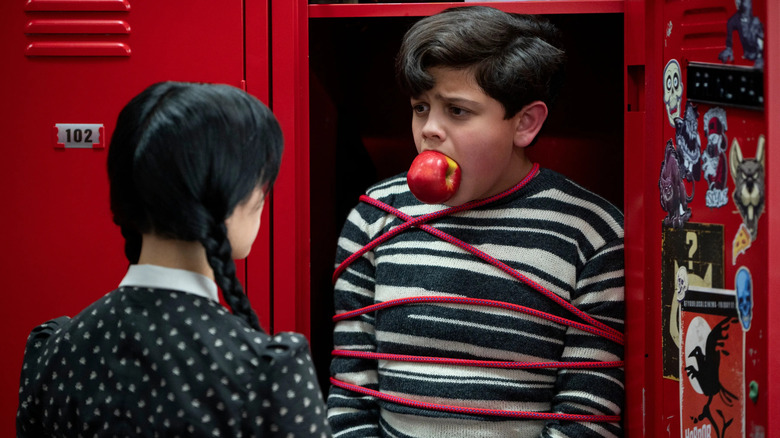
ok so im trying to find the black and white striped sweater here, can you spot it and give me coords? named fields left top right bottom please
left=328, top=167, right=624, bottom=438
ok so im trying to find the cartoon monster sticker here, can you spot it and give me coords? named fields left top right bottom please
left=674, top=101, right=702, bottom=182
left=702, top=108, right=729, bottom=208
left=729, top=135, right=765, bottom=240
left=735, top=267, right=753, bottom=331
left=663, top=59, right=684, bottom=127
left=660, top=140, right=693, bottom=229
left=719, top=0, right=765, bottom=69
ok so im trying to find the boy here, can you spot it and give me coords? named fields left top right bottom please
left=328, top=6, right=624, bottom=438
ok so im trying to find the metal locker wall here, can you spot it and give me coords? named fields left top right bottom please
left=643, top=0, right=771, bottom=436
left=0, top=0, right=264, bottom=433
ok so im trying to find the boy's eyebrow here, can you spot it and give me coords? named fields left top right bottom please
left=433, top=93, right=483, bottom=109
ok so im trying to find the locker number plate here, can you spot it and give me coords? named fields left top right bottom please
left=55, top=123, right=104, bottom=149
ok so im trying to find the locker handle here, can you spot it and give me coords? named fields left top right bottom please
left=26, top=19, right=130, bottom=34
left=25, top=42, right=131, bottom=57
left=24, top=0, right=130, bottom=12
left=626, top=65, right=645, bottom=112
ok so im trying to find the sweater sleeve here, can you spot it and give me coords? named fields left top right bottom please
left=542, top=237, right=625, bottom=438
left=17, top=317, right=71, bottom=438
left=327, top=206, right=382, bottom=437
left=259, top=333, right=332, bottom=437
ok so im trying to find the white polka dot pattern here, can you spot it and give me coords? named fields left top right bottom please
left=17, top=287, right=331, bottom=437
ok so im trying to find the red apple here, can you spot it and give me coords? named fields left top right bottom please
left=406, top=150, right=461, bottom=204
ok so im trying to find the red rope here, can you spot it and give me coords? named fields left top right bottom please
left=330, top=377, right=621, bottom=423
left=331, top=163, right=623, bottom=422
left=332, top=349, right=624, bottom=370
left=332, top=163, right=540, bottom=284
left=333, top=295, right=623, bottom=345
left=332, top=162, right=622, bottom=343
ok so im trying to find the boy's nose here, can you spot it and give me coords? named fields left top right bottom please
left=420, top=115, right=445, bottom=142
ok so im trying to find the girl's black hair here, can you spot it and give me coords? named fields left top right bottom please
left=107, top=81, right=283, bottom=330
left=396, top=6, right=566, bottom=119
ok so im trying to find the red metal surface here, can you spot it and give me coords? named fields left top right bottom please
left=24, top=0, right=131, bottom=12
left=643, top=3, right=667, bottom=437
left=0, top=1, right=257, bottom=434
left=25, top=41, right=132, bottom=56
left=643, top=1, right=772, bottom=436
left=244, top=0, right=273, bottom=334
left=309, top=1, right=623, bottom=18
left=271, top=0, right=311, bottom=337
left=623, top=0, right=650, bottom=435
left=26, top=19, right=131, bottom=34
left=767, top=0, right=779, bottom=434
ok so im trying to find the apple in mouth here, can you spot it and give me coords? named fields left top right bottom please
left=406, top=150, right=462, bottom=204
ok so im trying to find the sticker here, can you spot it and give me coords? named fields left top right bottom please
left=662, top=223, right=724, bottom=380
left=749, top=381, right=759, bottom=404
left=54, top=123, right=104, bottom=149
left=663, top=59, right=684, bottom=127
left=674, top=101, right=702, bottom=183
left=732, top=223, right=752, bottom=264
left=729, top=135, right=765, bottom=241
left=735, top=267, right=753, bottom=331
left=680, top=287, right=744, bottom=438
left=660, top=140, right=693, bottom=229
left=718, top=0, right=765, bottom=70
left=702, top=108, right=729, bottom=208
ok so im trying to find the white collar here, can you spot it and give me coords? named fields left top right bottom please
left=118, top=264, right=219, bottom=302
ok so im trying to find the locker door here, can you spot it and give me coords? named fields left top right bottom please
left=0, top=1, right=263, bottom=433
left=645, top=0, right=769, bottom=436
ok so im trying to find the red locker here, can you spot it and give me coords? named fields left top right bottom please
left=637, top=0, right=776, bottom=436
left=0, top=0, right=271, bottom=433
left=273, top=1, right=778, bottom=437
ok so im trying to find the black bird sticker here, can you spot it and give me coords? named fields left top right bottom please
left=685, top=316, right=739, bottom=438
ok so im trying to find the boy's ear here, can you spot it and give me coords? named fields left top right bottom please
left=513, top=101, right=548, bottom=148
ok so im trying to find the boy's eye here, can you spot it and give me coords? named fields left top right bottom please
left=448, top=106, right=469, bottom=117
left=412, top=103, right=429, bottom=114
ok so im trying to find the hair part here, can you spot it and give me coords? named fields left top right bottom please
left=396, top=6, right=566, bottom=119
left=107, top=81, right=283, bottom=330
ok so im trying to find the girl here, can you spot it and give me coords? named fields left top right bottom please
left=17, top=82, right=331, bottom=437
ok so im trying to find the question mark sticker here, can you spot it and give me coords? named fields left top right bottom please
left=686, top=231, right=698, bottom=270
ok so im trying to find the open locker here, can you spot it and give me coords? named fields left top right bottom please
left=272, top=1, right=778, bottom=436
left=306, top=6, right=626, bottom=404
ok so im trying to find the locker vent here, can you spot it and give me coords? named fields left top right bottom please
left=24, top=0, right=131, bottom=57
left=678, top=4, right=729, bottom=55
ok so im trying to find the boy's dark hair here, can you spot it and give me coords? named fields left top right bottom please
left=107, top=81, right=283, bottom=330
left=396, top=6, right=566, bottom=119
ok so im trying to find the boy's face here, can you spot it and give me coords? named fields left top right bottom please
left=410, top=67, right=531, bottom=206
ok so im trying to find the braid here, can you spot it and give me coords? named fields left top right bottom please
left=201, top=222, right=262, bottom=331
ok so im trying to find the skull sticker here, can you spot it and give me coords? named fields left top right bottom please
left=735, top=266, right=753, bottom=331
left=663, top=59, right=683, bottom=127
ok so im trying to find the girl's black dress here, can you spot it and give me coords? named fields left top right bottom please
left=17, top=265, right=331, bottom=437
